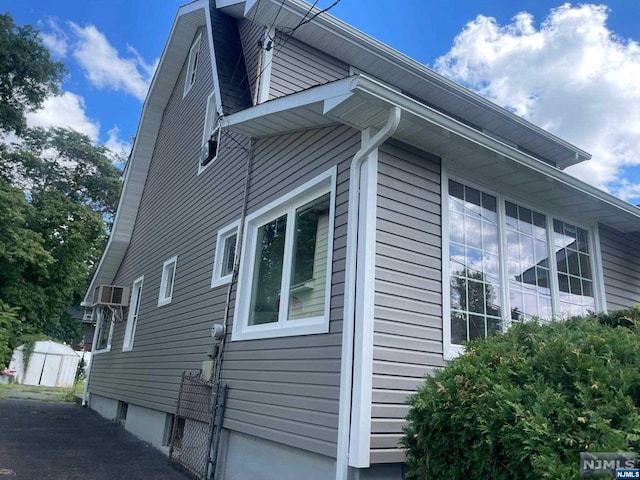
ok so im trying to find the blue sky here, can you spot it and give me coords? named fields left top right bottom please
left=4, top=1, right=640, bottom=204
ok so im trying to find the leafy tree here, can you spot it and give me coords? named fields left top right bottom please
left=0, top=15, right=122, bottom=368
left=0, top=13, right=65, bottom=135
left=2, top=126, right=123, bottom=225
left=0, top=301, right=19, bottom=367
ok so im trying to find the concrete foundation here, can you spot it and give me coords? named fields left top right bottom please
left=215, top=430, right=335, bottom=480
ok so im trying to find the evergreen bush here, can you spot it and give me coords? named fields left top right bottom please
left=402, top=307, right=640, bottom=479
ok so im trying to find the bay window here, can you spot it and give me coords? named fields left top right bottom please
left=445, top=178, right=598, bottom=357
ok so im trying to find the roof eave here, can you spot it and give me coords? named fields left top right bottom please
left=224, top=74, right=640, bottom=233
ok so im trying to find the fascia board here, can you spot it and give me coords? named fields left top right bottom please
left=349, top=75, right=639, bottom=224
left=223, top=73, right=640, bottom=231
left=222, top=76, right=354, bottom=128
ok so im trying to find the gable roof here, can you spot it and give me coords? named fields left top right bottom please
left=82, top=1, right=212, bottom=305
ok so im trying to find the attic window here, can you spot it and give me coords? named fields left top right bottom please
left=184, top=34, right=201, bottom=97
left=199, top=92, right=220, bottom=174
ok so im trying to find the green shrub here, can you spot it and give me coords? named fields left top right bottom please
left=402, top=307, right=640, bottom=480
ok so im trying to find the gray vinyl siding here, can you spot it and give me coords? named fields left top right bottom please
left=211, top=9, right=252, bottom=114
left=599, top=224, right=640, bottom=311
left=220, top=125, right=360, bottom=458
left=269, top=32, right=349, bottom=100
left=88, top=25, right=226, bottom=410
left=371, top=142, right=444, bottom=464
left=238, top=18, right=265, bottom=103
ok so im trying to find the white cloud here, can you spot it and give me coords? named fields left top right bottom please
left=39, top=19, right=69, bottom=58
left=104, top=126, right=132, bottom=165
left=26, top=92, right=100, bottom=141
left=69, top=22, right=155, bottom=101
left=434, top=4, right=640, bottom=204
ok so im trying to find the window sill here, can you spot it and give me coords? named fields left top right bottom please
left=157, top=298, right=172, bottom=307
left=231, top=319, right=329, bottom=341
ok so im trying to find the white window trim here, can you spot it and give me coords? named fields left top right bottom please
left=158, top=256, right=178, bottom=307
left=93, top=309, right=114, bottom=354
left=232, top=167, right=337, bottom=341
left=123, top=275, right=144, bottom=352
left=183, top=34, right=201, bottom=97
left=442, top=167, right=604, bottom=360
left=198, top=92, right=221, bottom=175
left=211, top=220, right=240, bottom=288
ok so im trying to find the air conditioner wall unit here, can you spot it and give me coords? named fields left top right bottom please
left=93, top=285, right=130, bottom=307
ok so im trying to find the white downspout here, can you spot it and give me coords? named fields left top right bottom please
left=336, top=106, right=401, bottom=480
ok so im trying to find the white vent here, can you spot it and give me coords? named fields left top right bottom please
left=92, top=285, right=130, bottom=307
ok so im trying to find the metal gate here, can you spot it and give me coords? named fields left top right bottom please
left=168, top=373, right=226, bottom=480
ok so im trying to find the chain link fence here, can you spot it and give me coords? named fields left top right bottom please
left=169, top=373, right=216, bottom=480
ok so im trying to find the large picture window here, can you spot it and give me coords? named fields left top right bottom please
left=232, top=170, right=336, bottom=341
left=445, top=178, right=598, bottom=357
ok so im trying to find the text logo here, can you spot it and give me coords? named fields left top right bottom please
left=580, top=453, right=638, bottom=477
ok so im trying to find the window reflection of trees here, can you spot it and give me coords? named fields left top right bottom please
left=448, top=180, right=596, bottom=346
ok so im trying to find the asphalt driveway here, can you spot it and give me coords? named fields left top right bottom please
left=0, top=399, right=189, bottom=479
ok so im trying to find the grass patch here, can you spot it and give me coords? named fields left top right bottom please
left=0, top=380, right=85, bottom=402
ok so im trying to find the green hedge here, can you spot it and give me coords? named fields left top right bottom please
left=402, top=307, right=640, bottom=479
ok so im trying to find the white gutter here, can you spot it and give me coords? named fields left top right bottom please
left=336, top=106, right=401, bottom=479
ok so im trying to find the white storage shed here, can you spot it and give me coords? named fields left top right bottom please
left=9, top=340, right=80, bottom=387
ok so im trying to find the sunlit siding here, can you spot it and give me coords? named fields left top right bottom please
left=269, top=32, right=348, bottom=99
left=371, top=142, right=444, bottom=464
left=599, top=224, right=640, bottom=311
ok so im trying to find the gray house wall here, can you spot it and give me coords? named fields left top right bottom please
left=371, top=142, right=444, bottom=464
left=211, top=9, right=253, bottom=115
left=220, top=124, right=360, bottom=458
left=269, top=32, right=349, bottom=100
left=89, top=25, right=226, bottom=412
left=238, top=18, right=265, bottom=103
left=599, top=224, right=640, bottom=311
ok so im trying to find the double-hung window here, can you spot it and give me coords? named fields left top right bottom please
left=199, top=92, right=220, bottom=173
left=444, top=177, right=598, bottom=357
left=123, top=276, right=143, bottom=351
left=232, top=169, right=336, bottom=341
left=94, top=309, right=114, bottom=353
left=158, top=257, right=177, bottom=306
